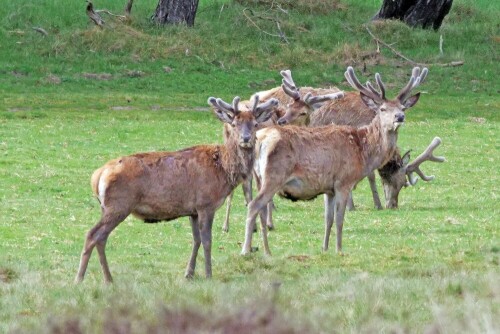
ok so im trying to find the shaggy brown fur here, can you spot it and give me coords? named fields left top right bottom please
left=309, top=85, right=421, bottom=209
left=75, top=98, right=276, bottom=283
left=242, top=104, right=404, bottom=255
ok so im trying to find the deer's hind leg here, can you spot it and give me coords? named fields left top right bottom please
left=76, top=210, right=129, bottom=284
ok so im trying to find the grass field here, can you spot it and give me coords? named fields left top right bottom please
left=0, top=0, right=499, bottom=333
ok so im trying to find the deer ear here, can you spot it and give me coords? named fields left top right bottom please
left=403, top=92, right=420, bottom=109
left=402, top=150, right=412, bottom=166
left=213, top=109, right=234, bottom=124
left=359, top=92, right=380, bottom=112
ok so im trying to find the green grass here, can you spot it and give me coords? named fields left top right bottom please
left=0, top=0, right=499, bottom=332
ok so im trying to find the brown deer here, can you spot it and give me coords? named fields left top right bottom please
left=307, top=67, right=432, bottom=209
left=222, top=70, right=344, bottom=232
left=377, top=136, right=445, bottom=208
left=75, top=95, right=278, bottom=283
left=240, top=66, right=427, bottom=256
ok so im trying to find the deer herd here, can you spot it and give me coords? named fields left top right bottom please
left=75, top=66, right=445, bottom=283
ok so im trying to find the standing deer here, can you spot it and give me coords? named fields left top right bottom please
left=241, top=66, right=427, bottom=256
left=75, top=95, right=278, bottom=283
left=306, top=67, right=430, bottom=209
left=222, top=70, right=343, bottom=232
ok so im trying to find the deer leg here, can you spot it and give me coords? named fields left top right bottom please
left=241, top=190, right=276, bottom=256
left=367, top=171, right=383, bottom=210
left=185, top=215, right=201, bottom=279
left=266, top=198, right=275, bottom=230
left=223, top=178, right=252, bottom=233
left=242, top=176, right=253, bottom=205
left=334, top=189, right=349, bottom=254
left=199, top=210, right=215, bottom=278
left=254, top=175, right=275, bottom=231
left=75, top=211, right=128, bottom=283
left=322, top=193, right=335, bottom=251
left=346, top=191, right=355, bottom=211
left=222, top=191, right=233, bottom=233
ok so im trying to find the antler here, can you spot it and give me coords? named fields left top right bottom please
left=253, top=95, right=279, bottom=116
left=405, top=137, right=445, bottom=185
left=304, top=91, right=345, bottom=106
left=344, top=66, right=384, bottom=103
left=281, top=70, right=300, bottom=100
left=215, top=96, right=241, bottom=115
left=397, top=67, right=428, bottom=102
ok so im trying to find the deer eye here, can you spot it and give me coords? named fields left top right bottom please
left=380, top=107, right=387, bottom=112
left=401, top=107, right=407, bottom=112
left=300, top=112, right=307, bottom=116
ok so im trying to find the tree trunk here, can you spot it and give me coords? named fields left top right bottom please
left=152, top=0, right=200, bottom=27
left=373, top=0, right=453, bottom=30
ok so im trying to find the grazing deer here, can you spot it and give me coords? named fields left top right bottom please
left=241, top=66, right=427, bottom=256
left=75, top=96, right=278, bottom=283
left=222, top=70, right=343, bottom=232
left=378, top=137, right=445, bottom=208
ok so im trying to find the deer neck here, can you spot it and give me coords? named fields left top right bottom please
left=219, top=136, right=255, bottom=187
left=358, top=114, right=399, bottom=176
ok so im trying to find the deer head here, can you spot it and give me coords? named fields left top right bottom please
left=208, top=95, right=278, bottom=148
left=277, top=70, right=344, bottom=126
left=380, top=137, right=445, bottom=208
left=345, top=66, right=427, bottom=133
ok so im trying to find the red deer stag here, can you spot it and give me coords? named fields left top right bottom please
left=222, top=70, right=344, bottom=232
left=306, top=66, right=431, bottom=209
left=241, top=66, right=427, bottom=256
left=75, top=95, right=278, bottom=283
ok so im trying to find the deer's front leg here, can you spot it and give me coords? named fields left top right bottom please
left=199, top=210, right=215, bottom=278
left=367, top=171, right=383, bottom=210
left=185, top=215, right=201, bottom=279
left=322, top=193, right=335, bottom=251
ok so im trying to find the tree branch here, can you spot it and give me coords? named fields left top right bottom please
left=124, top=0, right=134, bottom=16
left=242, top=8, right=289, bottom=44
left=365, top=25, right=464, bottom=67
left=32, top=27, right=48, bottom=36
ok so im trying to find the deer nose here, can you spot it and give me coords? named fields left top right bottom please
left=277, top=118, right=287, bottom=126
left=395, top=113, right=405, bottom=123
left=242, top=134, right=251, bottom=143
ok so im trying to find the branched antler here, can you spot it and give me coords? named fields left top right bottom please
left=304, top=91, right=344, bottom=106
left=397, top=67, right=428, bottom=102
left=281, top=69, right=345, bottom=107
left=406, top=137, right=445, bottom=185
left=217, top=96, right=240, bottom=115
left=252, top=95, right=279, bottom=115
left=280, top=70, right=300, bottom=100
left=345, top=66, right=384, bottom=103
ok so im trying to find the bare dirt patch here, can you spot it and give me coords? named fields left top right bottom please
left=82, top=73, right=113, bottom=80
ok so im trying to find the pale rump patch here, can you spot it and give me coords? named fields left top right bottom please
left=255, top=128, right=281, bottom=180
left=98, top=168, right=111, bottom=207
